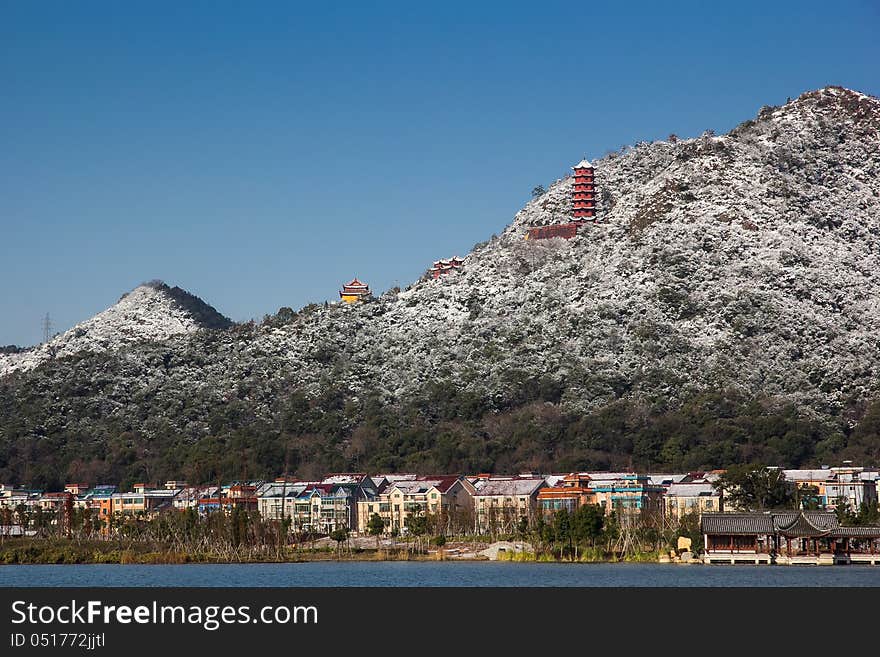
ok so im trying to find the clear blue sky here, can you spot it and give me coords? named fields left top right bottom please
left=2, top=1, right=878, bottom=346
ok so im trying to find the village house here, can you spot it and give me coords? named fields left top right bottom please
left=783, top=466, right=879, bottom=511
left=291, top=484, right=352, bottom=533
left=197, top=484, right=258, bottom=515
left=320, top=473, right=377, bottom=533
left=64, top=483, right=90, bottom=495
left=357, top=475, right=475, bottom=535
left=107, top=488, right=178, bottom=517
left=824, top=467, right=878, bottom=511
left=663, top=481, right=723, bottom=519
left=172, top=486, right=220, bottom=511
left=256, top=481, right=312, bottom=522
left=537, top=473, right=597, bottom=516
left=256, top=474, right=375, bottom=534
left=0, top=485, right=41, bottom=510
left=74, top=485, right=116, bottom=512
left=586, top=473, right=665, bottom=517
left=473, top=477, right=547, bottom=534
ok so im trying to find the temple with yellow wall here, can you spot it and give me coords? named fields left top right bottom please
left=339, top=278, right=371, bottom=303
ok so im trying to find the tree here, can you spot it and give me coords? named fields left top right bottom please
left=329, top=526, right=349, bottom=557
left=406, top=512, right=429, bottom=554
left=552, top=509, right=573, bottom=559
left=834, top=497, right=855, bottom=526
left=572, top=504, right=605, bottom=547
left=714, top=465, right=794, bottom=511
left=854, top=501, right=880, bottom=526
left=531, top=185, right=546, bottom=199
left=367, top=513, right=385, bottom=549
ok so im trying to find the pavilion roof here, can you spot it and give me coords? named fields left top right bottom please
left=701, top=511, right=842, bottom=536
left=701, top=514, right=776, bottom=535
left=343, top=278, right=368, bottom=288
left=830, top=526, right=880, bottom=538
left=775, top=511, right=838, bottom=537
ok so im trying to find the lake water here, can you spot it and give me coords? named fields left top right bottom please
left=3, top=562, right=880, bottom=587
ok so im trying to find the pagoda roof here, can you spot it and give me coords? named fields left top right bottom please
left=343, top=278, right=368, bottom=288
left=572, top=158, right=594, bottom=169
left=774, top=511, right=838, bottom=537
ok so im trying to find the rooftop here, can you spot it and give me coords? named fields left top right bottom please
left=700, top=511, right=841, bottom=536
left=387, top=475, right=461, bottom=495
left=666, top=482, right=717, bottom=497
left=473, top=478, right=545, bottom=497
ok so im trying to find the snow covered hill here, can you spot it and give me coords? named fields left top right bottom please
left=2, top=86, right=879, bottom=427
left=0, top=281, right=232, bottom=376
left=244, top=86, right=880, bottom=416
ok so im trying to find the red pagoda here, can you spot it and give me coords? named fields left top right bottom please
left=525, top=157, right=599, bottom=241
left=571, top=158, right=596, bottom=221
left=339, top=278, right=371, bottom=303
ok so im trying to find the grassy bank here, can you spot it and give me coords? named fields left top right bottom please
left=0, top=539, right=668, bottom=565
left=0, top=539, right=462, bottom=565
left=498, top=549, right=664, bottom=563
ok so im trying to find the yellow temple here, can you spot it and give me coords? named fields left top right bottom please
left=339, top=278, right=371, bottom=303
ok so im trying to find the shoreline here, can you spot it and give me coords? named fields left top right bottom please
left=0, top=537, right=668, bottom=565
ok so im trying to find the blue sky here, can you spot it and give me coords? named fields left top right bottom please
left=1, top=1, right=878, bottom=346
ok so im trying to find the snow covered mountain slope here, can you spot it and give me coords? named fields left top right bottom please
left=0, top=281, right=232, bottom=376
left=2, top=86, right=879, bottom=426
left=242, top=86, right=880, bottom=417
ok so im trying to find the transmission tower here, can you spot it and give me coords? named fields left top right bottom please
left=41, top=313, right=52, bottom=343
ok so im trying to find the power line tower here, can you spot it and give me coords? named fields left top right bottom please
left=41, top=313, right=52, bottom=343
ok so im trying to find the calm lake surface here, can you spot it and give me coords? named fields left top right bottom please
left=3, top=562, right=880, bottom=587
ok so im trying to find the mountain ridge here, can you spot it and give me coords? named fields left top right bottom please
left=2, top=85, right=880, bottom=486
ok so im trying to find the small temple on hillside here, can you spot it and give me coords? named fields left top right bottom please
left=339, top=278, right=371, bottom=303
left=526, top=157, right=598, bottom=241
left=429, top=256, right=464, bottom=279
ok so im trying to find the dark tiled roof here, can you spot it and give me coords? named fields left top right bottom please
left=830, top=526, right=880, bottom=538
left=702, top=511, right=844, bottom=536
left=775, top=511, right=838, bottom=536
left=700, top=514, right=775, bottom=534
